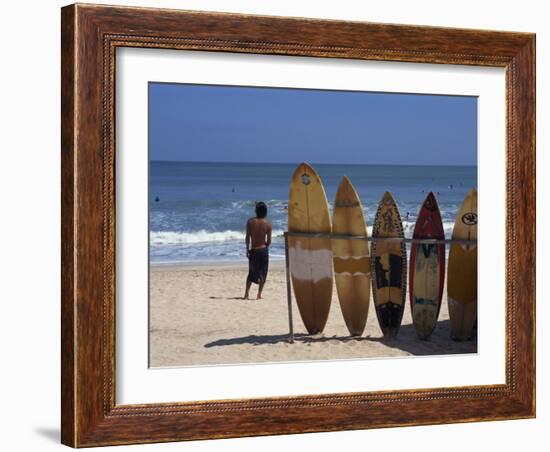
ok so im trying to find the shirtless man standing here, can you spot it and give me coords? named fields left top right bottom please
left=244, top=202, right=272, bottom=300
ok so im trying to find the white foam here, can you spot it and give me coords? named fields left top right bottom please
left=150, top=230, right=244, bottom=245
left=392, top=220, right=455, bottom=239
left=150, top=229, right=286, bottom=246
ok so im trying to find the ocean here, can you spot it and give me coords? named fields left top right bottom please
left=149, top=161, right=477, bottom=264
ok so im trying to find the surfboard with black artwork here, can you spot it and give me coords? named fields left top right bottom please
left=371, top=192, right=407, bottom=338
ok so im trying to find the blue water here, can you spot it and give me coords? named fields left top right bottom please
left=150, top=161, right=477, bottom=264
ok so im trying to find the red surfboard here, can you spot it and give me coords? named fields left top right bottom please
left=409, top=192, right=445, bottom=339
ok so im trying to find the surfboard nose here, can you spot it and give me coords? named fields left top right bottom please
left=290, top=162, right=314, bottom=187
left=423, top=191, right=438, bottom=210
left=381, top=191, right=395, bottom=206
left=336, top=175, right=352, bottom=194
left=340, top=175, right=351, bottom=185
left=291, top=162, right=317, bottom=180
left=299, top=162, right=313, bottom=173
left=291, top=162, right=309, bottom=175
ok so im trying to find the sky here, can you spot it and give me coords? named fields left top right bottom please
left=149, top=82, right=477, bottom=166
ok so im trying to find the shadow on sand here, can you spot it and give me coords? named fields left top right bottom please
left=209, top=296, right=266, bottom=301
left=203, top=320, right=477, bottom=355
left=209, top=296, right=245, bottom=300
left=368, top=320, right=477, bottom=355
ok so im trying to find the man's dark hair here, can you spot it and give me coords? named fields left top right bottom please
left=255, top=201, right=267, bottom=219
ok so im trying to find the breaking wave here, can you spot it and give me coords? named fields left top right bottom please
left=150, top=229, right=286, bottom=246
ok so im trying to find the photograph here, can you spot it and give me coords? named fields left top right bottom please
left=148, top=82, right=478, bottom=367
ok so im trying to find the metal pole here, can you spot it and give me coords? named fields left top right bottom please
left=284, top=232, right=294, bottom=344
left=284, top=230, right=476, bottom=246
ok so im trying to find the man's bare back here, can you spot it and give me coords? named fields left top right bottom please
left=246, top=218, right=272, bottom=249
left=244, top=202, right=271, bottom=300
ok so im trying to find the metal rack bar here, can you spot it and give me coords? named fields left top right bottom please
left=283, top=233, right=294, bottom=343
left=283, top=231, right=476, bottom=246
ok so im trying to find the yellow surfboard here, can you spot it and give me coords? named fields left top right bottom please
left=371, top=191, right=407, bottom=337
left=288, top=162, right=333, bottom=334
left=447, top=189, right=478, bottom=341
left=331, top=176, right=370, bottom=336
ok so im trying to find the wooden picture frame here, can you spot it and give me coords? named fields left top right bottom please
left=61, top=3, right=535, bottom=447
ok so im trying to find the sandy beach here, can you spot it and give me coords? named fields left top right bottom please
left=149, top=260, right=477, bottom=367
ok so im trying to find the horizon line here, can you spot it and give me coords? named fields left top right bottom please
left=150, top=159, right=477, bottom=168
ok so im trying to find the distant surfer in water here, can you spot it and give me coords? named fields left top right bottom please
left=244, top=201, right=272, bottom=300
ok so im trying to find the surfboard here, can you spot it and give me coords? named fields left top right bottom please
left=371, top=192, right=407, bottom=337
left=409, top=192, right=445, bottom=340
left=288, top=162, right=333, bottom=334
left=331, top=176, right=370, bottom=336
left=447, top=188, right=478, bottom=341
